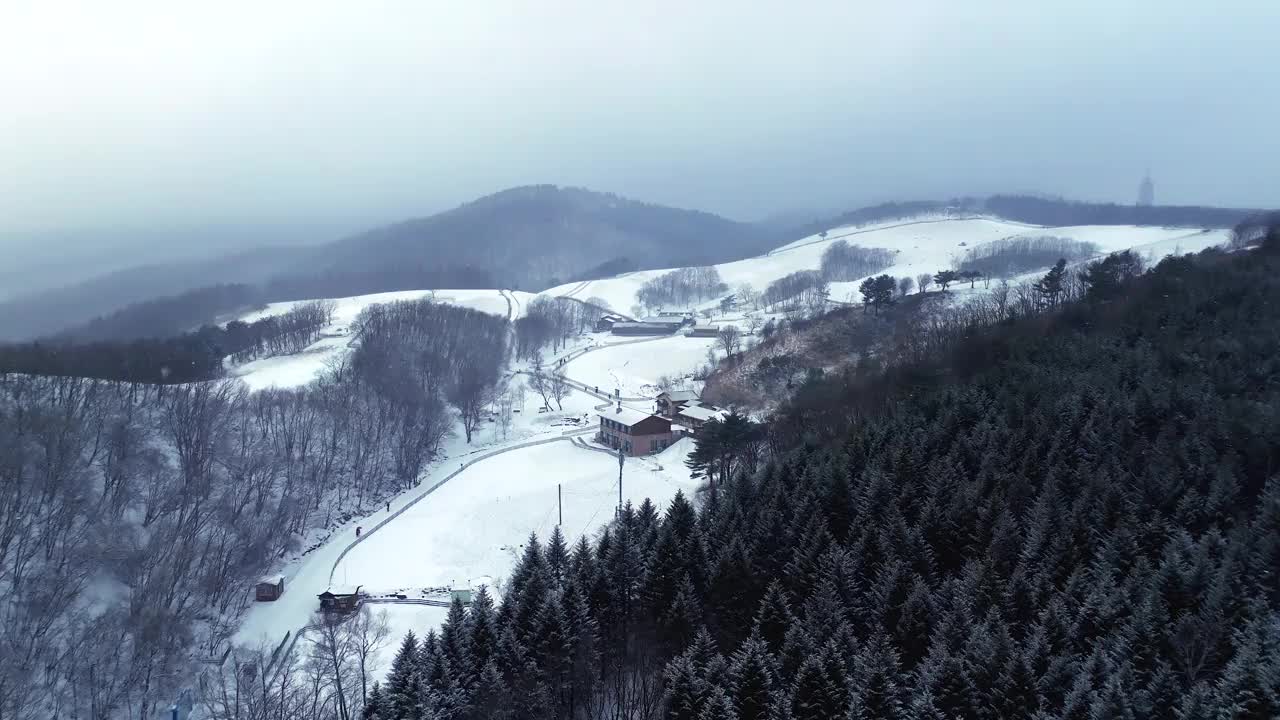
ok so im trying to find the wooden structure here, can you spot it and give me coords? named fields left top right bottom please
left=256, top=575, right=285, bottom=601
left=598, top=404, right=673, bottom=456
left=687, top=324, right=720, bottom=338
left=675, top=404, right=725, bottom=433
left=655, top=389, right=699, bottom=418
left=595, top=314, right=626, bottom=332
left=611, top=321, right=678, bottom=336
left=318, top=585, right=362, bottom=614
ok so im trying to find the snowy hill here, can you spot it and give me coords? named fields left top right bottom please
left=229, top=216, right=1229, bottom=393
left=540, top=216, right=1230, bottom=313
left=229, top=288, right=533, bottom=391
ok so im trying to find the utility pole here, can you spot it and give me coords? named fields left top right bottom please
left=617, top=446, right=625, bottom=517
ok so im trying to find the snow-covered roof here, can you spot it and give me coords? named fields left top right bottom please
left=258, top=575, right=284, bottom=584
left=638, top=316, right=685, bottom=325
left=598, top=404, right=666, bottom=427
left=677, top=405, right=724, bottom=422
left=660, top=389, right=699, bottom=402
left=323, top=585, right=361, bottom=596
left=613, top=322, right=672, bottom=330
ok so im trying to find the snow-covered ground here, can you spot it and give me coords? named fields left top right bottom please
left=237, top=288, right=532, bottom=326
left=227, top=212, right=1232, bottom=683
left=334, top=439, right=697, bottom=593
left=228, top=289, right=534, bottom=391
left=237, top=403, right=696, bottom=682
left=540, top=217, right=1231, bottom=313
left=561, top=335, right=719, bottom=398
left=234, top=381, right=613, bottom=645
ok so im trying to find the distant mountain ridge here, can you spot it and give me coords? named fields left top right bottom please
left=0, top=185, right=772, bottom=341
left=1, top=187, right=1267, bottom=342
left=304, top=185, right=773, bottom=290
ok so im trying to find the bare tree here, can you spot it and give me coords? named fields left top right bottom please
left=717, top=325, right=743, bottom=358
left=745, top=314, right=763, bottom=336
left=451, top=363, right=498, bottom=444
left=898, top=276, right=915, bottom=297
left=550, top=374, right=570, bottom=411
left=310, top=612, right=358, bottom=720
left=497, top=387, right=515, bottom=440
left=916, top=273, right=933, bottom=293
left=347, top=607, right=391, bottom=709
left=529, top=352, right=553, bottom=410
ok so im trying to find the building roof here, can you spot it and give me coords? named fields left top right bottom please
left=677, top=405, right=725, bottom=422
left=258, top=575, right=284, bottom=584
left=659, top=389, right=699, bottom=402
left=612, top=322, right=674, bottom=331
left=320, top=585, right=361, bottom=596
left=598, top=404, right=665, bottom=427
left=638, top=317, right=685, bottom=325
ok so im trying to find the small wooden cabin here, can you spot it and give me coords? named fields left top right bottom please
left=318, top=586, right=362, bottom=614
left=256, top=575, right=285, bottom=601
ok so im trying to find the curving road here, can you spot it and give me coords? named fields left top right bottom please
left=253, top=426, right=594, bottom=685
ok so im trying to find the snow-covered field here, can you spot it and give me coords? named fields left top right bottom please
left=334, top=439, right=697, bottom=593
left=238, top=288, right=532, bottom=326
left=541, top=217, right=1230, bottom=313
left=233, top=380, right=611, bottom=649
left=229, top=289, right=534, bottom=391
left=562, top=335, right=719, bottom=398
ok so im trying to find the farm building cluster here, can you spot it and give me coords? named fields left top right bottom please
left=596, top=389, right=728, bottom=456
left=597, top=312, right=697, bottom=336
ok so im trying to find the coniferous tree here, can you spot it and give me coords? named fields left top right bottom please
left=663, top=653, right=708, bottom=720
left=932, top=269, right=959, bottom=291
left=545, top=526, right=569, bottom=589
left=1034, top=258, right=1068, bottom=305
left=364, top=682, right=387, bottom=720
left=468, top=661, right=512, bottom=720
left=728, top=635, right=776, bottom=720
left=849, top=633, right=908, bottom=720
left=789, top=653, right=848, bottom=720
left=467, top=586, right=498, bottom=678
left=386, top=632, right=423, bottom=720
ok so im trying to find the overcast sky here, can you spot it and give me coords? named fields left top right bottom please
left=2, top=0, right=1277, bottom=237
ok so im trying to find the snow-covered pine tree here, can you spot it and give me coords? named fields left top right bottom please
left=385, top=632, right=422, bottom=720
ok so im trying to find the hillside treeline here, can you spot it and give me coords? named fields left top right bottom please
left=262, top=265, right=496, bottom=307
left=954, top=236, right=1099, bottom=278
left=52, top=266, right=494, bottom=345
left=352, top=299, right=508, bottom=445
left=0, top=300, right=336, bottom=383
left=637, top=267, right=728, bottom=312
left=515, top=297, right=599, bottom=359
left=762, top=270, right=828, bottom=313
left=62, top=283, right=264, bottom=342
left=819, top=241, right=895, bottom=282
left=983, top=194, right=1254, bottom=228
left=284, top=241, right=1280, bottom=720
left=0, top=299, right=509, bottom=720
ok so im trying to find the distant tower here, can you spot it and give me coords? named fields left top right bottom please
left=1137, top=171, right=1154, bottom=207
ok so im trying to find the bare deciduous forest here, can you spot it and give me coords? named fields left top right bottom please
left=0, top=300, right=506, bottom=719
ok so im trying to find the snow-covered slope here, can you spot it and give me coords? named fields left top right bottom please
left=229, top=289, right=533, bottom=391
left=237, top=288, right=531, bottom=327
left=540, top=217, right=1230, bottom=312
left=333, top=439, right=699, bottom=594
left=563, top=335, right=720, bottom=398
